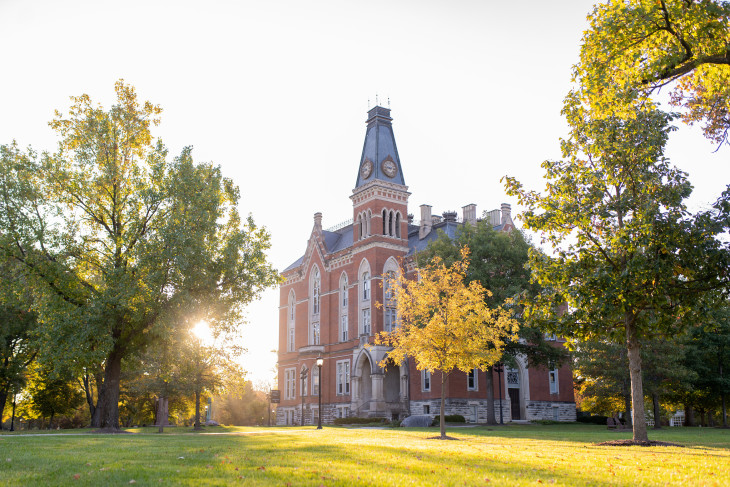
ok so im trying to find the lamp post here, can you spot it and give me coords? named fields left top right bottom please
left=494, top=363, right=504, bottom=425
left=316, top=356, right=323, bottom=429
left=300, top=367, right=308, bottom=426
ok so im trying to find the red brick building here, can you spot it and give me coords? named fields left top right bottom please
left=276, top=106, right=575, bottom=425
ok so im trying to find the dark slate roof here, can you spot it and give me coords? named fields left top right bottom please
left=283, top=219, right=505, bottom=273
left=282, top=226, right=355, bottom=273
left=407, top=221, right=460, bottom=256
left=355, top=106, right=406, bottom=188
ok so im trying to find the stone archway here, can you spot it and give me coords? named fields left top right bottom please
left=353, top=351, right=373, bottom=415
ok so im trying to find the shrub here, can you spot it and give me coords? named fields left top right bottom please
left=431, top=414, right=466, bottom=425
left=332, top=417, right=386, bottom=425
left=532, top=420, right=562, bottom=425
left=576, top=415, right=609, bottom=425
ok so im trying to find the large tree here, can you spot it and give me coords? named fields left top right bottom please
left=377, top=248, right=518, bottom=439
left=505, top=102, right=726, bottom=442
left=416, top=221, right=567, bottom=424
left=576, top=0, right=730, bottom=145
left=0, top=81, right=279, bottom=429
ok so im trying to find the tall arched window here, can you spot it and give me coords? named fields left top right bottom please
left=395, top=212, right=401, bottom=238
left=389, top=210, right=395, bottom=236
left=340, top=273, right=348, bottom=342
left=382, top=209, right=387, bottom=235
left=288, top=290, right=296, bottom=352
left=312, top=268, right=320, bottom=315
left=362, top=271, right=370, bottom=301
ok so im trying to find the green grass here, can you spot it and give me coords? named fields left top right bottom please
left=1, top=424, right=729, bottom=486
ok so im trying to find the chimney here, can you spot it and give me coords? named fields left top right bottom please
left=314, top=212, right=322, bottom=232
left=419, top=204, right=432, bottom=239
left=442, top=211, right=457, bottom=223
left=501, top=203, right=512, bottom=226
left=462, top=204, right=476, bottom=226
left=488, top=209, right=500, bottom=227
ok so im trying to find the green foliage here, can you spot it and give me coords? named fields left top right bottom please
left=431, top=414, right=466, bottom=425
left=505, top=101, right=727, bottom=442
left=25, top=363, right=84, bottom=428
left=0, top=81, right=280, bottom=428
left=417, top=221, right=568, bottom=369
left=575, top=0, right=730, bottom=145
left=576, top=415, right=609, bottom=425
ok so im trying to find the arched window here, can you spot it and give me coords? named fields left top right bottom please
left=395, top=212, right=401, bottom=238
left=389, top=210, right=395, bottom=236
left=382, top=209, right=387, bottom=235
left=340, top=273, right=348, bottom=342
left=312, top=268, right=320, bottom=315
left=362, top=271, right=370, bottom=301
left=288, top=291, right=296, bottom=352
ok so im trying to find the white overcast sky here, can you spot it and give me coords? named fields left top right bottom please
left=2, top=0, right=728, bottom=387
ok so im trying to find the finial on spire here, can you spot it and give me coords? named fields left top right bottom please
left=376, top=93, right=379, bottom=105
left=387, top=97, right=390, bottom=108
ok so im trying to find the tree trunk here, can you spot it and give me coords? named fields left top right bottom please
left=0, top=388, right=8, bottom=430
left=685, top=405, right=695, bottom=427
left=49, top=411, right=55, bottom=430
left=722, top=394, right=728, bottom=428
left=82, top=372, right=96, bottom=421
left=626, top=319, right=648, bottom=442
left=9, top=396, right=16, bottom=431
left=652, top=392, right=662, bottom=429
left=156, top=396, right=169, bottom=432
left=699, top=409, right=706, bottom=427
left=485, top=366, right=496, bottom=425
left=96, top=347, right=124, bottom=429
left=194, top=391, right=202, bottom=430
left=440, top=372, right=446, bottom=439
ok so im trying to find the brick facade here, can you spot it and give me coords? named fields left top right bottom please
left=275, top=106, right=575, bottom=425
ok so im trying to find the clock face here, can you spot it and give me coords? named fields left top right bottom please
left=361, top=159, right=373, bottom=179
left=382, top=159, right=397, bottom=178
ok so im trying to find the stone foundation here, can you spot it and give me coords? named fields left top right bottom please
left=409, top=399, right=575, bottom=423
left=525, top=401, right=576, bottom=422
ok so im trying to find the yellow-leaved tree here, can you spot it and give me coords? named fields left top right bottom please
left=376, top=247, right=518, bottom=439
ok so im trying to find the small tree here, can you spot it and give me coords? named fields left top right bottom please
left=416, top=221, right=568, bottom=424
left=376, top=248, right=518, bottom=439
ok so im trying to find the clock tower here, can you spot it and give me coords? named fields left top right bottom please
left=351, top=106, right=410, bottom=244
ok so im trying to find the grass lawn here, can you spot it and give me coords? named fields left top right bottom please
left=1, top=423, right=729, bottom=486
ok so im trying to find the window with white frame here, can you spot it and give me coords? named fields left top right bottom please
left=467, top=368, right=478, bottom=391
left=341, top=275, right=348, bottom=307
left=423, top=404, right=430, bottom=414
left=384, top=307, right=397, bottom=332
left=421, top=370, right=431, bottom=392
left=549, top=368, right=559, bottom=394
left=285, top=368, right=296, bottom=399
left=311, top=322, right=320, bottom=345
left=336, top=405, right=350, bottom=418
left=336, top=360, right=350, bottom=395
left=340, top=314, right=348, bottom=342
left=361, top=308, right=371, bottom=335
left=312, top=366, right=319, bottom=396
left=362, top=272, right=370, bottom=300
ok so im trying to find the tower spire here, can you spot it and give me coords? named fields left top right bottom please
left=354, top=105, right=405, bottom=188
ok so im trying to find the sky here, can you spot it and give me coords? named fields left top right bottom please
left=2, top=0, right=729, bottom=388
